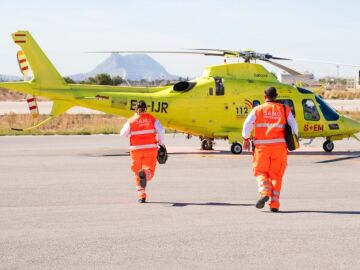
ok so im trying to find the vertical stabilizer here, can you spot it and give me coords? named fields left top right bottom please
left=12, top=31, right=67, bottom=88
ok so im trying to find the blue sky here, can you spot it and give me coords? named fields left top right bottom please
left=1, top=0, right=359, bottom=79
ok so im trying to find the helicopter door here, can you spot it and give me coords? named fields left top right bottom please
left=301, top=99, right=324, bottom=135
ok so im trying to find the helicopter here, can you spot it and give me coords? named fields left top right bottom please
left=1, top=30, right=360, bottom=154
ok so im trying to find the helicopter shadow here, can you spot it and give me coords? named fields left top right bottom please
left=169, top=150, right=360, bottom=158
left=147, top=201, right=254, bottom=207
left=145, top=202, right=360, bottom=215
left=290, top=151, right=360, bottom=163
left=99, top=150, right=360, bottom=163
left=289, top=150, right=360, bottom=156
left=100, top=150, right=243, bottom=157
left=102, top=153, right=130, bottom=157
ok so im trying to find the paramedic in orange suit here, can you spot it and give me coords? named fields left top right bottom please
left=120, top=100, right=164, bottom=203
left=242, top=87, right=298, bottom=212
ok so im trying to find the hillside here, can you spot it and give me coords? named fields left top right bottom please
left=70, top=53, right=177, bottom=81
left=0, top=74, right=21, bottom=82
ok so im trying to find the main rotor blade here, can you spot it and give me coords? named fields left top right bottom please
left=270, top=56, right=292, bottom=61
left=293, top=58, right=360, bottom=67
left=190, top=48, right=240, bottom=55
left=87, top=50, right=224, bottom=56
left=264, top=60, right=302, bottom=76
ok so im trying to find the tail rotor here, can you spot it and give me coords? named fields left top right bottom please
left=16, top=50, right=39, bottom=119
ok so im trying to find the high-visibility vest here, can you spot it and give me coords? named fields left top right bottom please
left=253, top=102, right=290, bottom=146
left=129, top=113, right=158, bottom=150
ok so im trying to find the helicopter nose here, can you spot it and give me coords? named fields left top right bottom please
left=343, top=116, right=360, bottom=134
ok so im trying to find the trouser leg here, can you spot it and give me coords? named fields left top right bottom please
left=140, top=148, right=158, bottom=182
left=253, top=146, right=272, bottom=197
left=130, top=150, right=146, bottom=199
left=269, top=145, right=288, bottom=209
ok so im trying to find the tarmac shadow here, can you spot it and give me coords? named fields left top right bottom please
left=102, top=153, right=129, bottom=157
left=290, top=151, right=360, bottom=156
left=148, top=201, right=254, bottom=207
left=278, top=210, right=360, bottom=215
left=315, top=155, right=360, bottom=163
left=97, top=150, right=360, bottom=158
left=169, top=150, right=360, bottom=156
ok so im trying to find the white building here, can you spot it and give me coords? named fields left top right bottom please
left=277, top=72, right=315, bottom=86
left=346, top=70, right=360, bottom=91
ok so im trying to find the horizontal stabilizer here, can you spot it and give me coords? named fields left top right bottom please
left=51, top=100, right=74, bottom=116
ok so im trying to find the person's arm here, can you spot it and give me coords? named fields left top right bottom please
left=119, top=122, right=130, bottom=137
left=287, top=112, right=298, bottom=137
left=242, top=109, right=256, bottom=139
left=155, top=120, right=165, bottom=145
left=242, top=110, right=256, bottom=151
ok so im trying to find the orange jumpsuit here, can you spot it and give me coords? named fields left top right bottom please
left=121, top=112, right=163, bottom=200
left=245, top=102, right=293, bottom=209
left=252, top=144, right=287, bottom=209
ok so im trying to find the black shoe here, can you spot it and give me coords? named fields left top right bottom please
left=255, top=196, right=269, bottom=209
left=138, top=198, right=146, bottom=203
left=138, top=170, right=147, bottom=189
left=270, top=208, right=279, bottom=213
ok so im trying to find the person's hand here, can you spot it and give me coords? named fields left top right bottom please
left=243, top=138, right=251, bottom=152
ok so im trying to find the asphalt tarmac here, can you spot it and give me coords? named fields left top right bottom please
left=1, top=135, right=360, bottom=269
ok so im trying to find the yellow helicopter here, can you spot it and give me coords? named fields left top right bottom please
left=1, top=31, right=360, bottom=154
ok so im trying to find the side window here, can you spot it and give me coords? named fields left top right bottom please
left=277, top=99, right=296, bottom=117
left=302, top=99, right=320, bottom=121
left=209, top=87, right=213, bottom=96
left=253, top=100, right=261, bottom=107
left=215, top=77, right=224, bottom=96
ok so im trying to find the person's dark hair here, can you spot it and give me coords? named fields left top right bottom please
left=136, top=100, right=147, bottom=112
left=264, top=86, right=278, bottom=101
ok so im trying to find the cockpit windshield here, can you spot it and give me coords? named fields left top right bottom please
left=315, top=95, right=339, bottom=121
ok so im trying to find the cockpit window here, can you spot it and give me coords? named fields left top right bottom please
left=315, top=95, right=339, bottom=121
left=302, top=99, right=320, bottom=121
left=277, top=99, right=296, bottom=118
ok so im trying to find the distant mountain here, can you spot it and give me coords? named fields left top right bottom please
left=0, top=74, right=21, bottom=82
left=70, top=53, right=178, bottom=81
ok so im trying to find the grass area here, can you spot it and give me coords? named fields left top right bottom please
left=320, top=90, right=360, bottom=100
left=0, top=114, right=127, bottom=136
left=0, top=111, right=359, bottom=136
left=0, top=88, right=26, bottom=101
